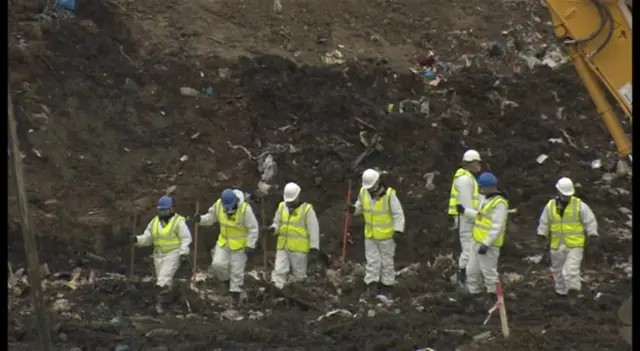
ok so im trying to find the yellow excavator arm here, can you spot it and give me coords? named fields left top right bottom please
left=544, top=0, right=632, bottom=162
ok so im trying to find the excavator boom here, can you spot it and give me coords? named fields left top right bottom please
left=544, top=0, right=632, bottom=161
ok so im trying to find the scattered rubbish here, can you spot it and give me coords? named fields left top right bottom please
left=52, top=299, right=71, bottom=312
left=375, top=294, right=393, bottom=306
left=221, top=309, right=244, bottom=321
left=473, top=330, right=492, bottom=341
left=321, top=50, right=345, bottom=65
left=180, top=155, right=188, bottom=162
left=367, top=309, right=376, bottom=317
left=145, top=328, right=179, bottom=338
left=110, top=316, right=123, bottom=325
left=524, top=254, right=543, bottom=264
left=423, top=172, right=438, bottom=190
left=416, top=348, right=436, bottom=351
left=591, top=159, right=602, bottom=169
left=548, top=138, right=563, bottom=144
left=200, top=87, right=213, bottom=97
left=488, top=40, right=504, bottom=57
left=536, top=154, right=548, bottom=164
left=114, top=344, right=131, bottom=351
left=503, top=272, right=523, bottom=283
left=273, top=0, right=282, bottom=13
left=416, top=51, right=436, bottom=68
left=315, top=309, right=354, bottom=322
left=180, top=87, right=199, bottom=97
left=57, top=0, right=76, bottom=10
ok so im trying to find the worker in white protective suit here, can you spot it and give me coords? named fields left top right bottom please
left=536, top=177, right=600, bottom=305
left=188, top=188, right=259, bottom=304
left=131, top=195, right=192, bottom=305
left=455, top=172, right=508, bottom=302
left=348, top=168, right=405, bottom=296
left=267, top=182, right=320, bottom=289
left=447, top=149, right=483, bottom=287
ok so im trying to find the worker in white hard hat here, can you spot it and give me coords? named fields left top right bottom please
left=348, top=168, right=405, bottom=296
left=267, top=182, right=320, bottom=289
left=188, top=188, right=259, bottom=305
left=456, top=172, right=508, bottom=302
left=448, top=149, right=483, bottom=288
left=536, top=177, right=599, bottom=305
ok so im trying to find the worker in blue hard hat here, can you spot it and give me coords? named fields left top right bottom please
left=130, top=195, right=192, bottom=307
left=455, top=172, right=508, bottom=302
left=188, top=188, right=259, bottom=305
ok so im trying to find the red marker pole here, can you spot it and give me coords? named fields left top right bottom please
left=341, top=180, right=353, bottom=260
left=496, top=281, right=510, bottom=337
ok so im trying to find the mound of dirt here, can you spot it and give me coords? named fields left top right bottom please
left=8, top=0, right=632, bottom=350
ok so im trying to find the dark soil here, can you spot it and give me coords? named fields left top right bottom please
left=8, top=0, right=632, bottom=350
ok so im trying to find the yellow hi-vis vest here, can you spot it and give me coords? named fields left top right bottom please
left=448, top=168, right=480, bottom=215
left=276, top=201, right=312, bottom=253
left=472, top=196, right=509, bottom=247
left=215, top=199, right=249, bottom=251
left=151, top=214, right=186, bottom=253
left=360, top=187, right=395, bottom=241
left=546, top=197, right=585, bottom=249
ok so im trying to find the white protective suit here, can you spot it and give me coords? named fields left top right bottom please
left=269, top=204, right=320, bottom=289
left=199, top=194, right=259, bottom=293
left=135, top=216, right=192, bottom=288
left=354, top=189, right=405, bottom=286
left=453, top=173, right=484, bottom=269
left=463, top=196, right=507, bottom=294
left=536, top=200, right=598, bottom=295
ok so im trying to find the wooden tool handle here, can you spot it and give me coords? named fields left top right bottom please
left=496, top=281, right=510, bottom=338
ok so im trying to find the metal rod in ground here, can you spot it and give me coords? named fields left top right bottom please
left=130, top=213, right=137, bottom=280
left=193, top=200, right=200, bottom=273
left=8, top=87, right=53, bottom=351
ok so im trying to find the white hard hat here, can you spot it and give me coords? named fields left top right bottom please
left=232, top=189, right=245, bottom=204
left=283, top=182, right=301, bottom=202
left=362, top=168, right=380, bottom=189
left=555, top=177, right=575, bottom=196
left=462, top=149, right=481, bottom=162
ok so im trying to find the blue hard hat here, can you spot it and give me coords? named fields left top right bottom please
left=157, top=195, right=173, bottom=209
left=477, top=172, right=498, bottom=187
left=220, top=189, right=238, bottom=209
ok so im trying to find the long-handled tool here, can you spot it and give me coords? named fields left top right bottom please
left=129, top=213, right=137, bottom=280
left=260, top=200, right=268, bottom=268
left=340, top=180, right=353, bottom=261
left=192, top=200, right=200, bottom=274
left=340, top=134, right=380, bottom=261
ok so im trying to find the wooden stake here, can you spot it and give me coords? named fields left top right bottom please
left=192, top=200, right=200, bottom=273
left=8, top=87, right=52, bottom=351
left=496, top=281, right=510, bottom=338
left=129, top=213, right=137, bottom=280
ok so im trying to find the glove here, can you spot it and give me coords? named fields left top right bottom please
left=587, top=236, right=600, bottom=256
left=347, top=204, right=356, bottom=214
left=478, top=244, right=488, bottom=255
left=245, top=247, right=255, bottom=258
left=263, top=226, right=276, bottom=236
left=130, top=235, right=138, bottom=244
left=393, top=231, right=403, bottom=241
left=309, top=248, right=319, bottom=259
left=180, top=253, right=190, bottom=262
left=540, top=251, right=551, bottom=266
left=456, top=204, right=465, bottom=215
left=187, top=214, right=201, bottom=225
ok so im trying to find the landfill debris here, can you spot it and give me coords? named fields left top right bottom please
left=52, top=299, right=71, bottom=312
left=524, top=254, right=543, bottom=264
left=503, top=272, right=523, bottom=283
left=180, top=155, right=188, bottom=162
left=488, top=40, right=504, bottom=57
left=273, top=0, right=282, bottom=13
left=145, top=328, right=179, bottom=337
left=180, top=87, right=199, bottom=97
left=473, top=331, right=492, bottom=341
left=416, top=348, right=436, bottom=351
left=591, top=159, right=602, bottom=169
left=536, top=154, right=548, bottom=164
left=315, top=309, right=354, bottom=322
left=321, top=50, right=345, bottom=65
left=375, top=294, right=393, bottom=306
left=115, top=344, right=131, bottom=351
left=221, top=309, right=244, bottom=321
left=423, top=172, right=438, bottom=190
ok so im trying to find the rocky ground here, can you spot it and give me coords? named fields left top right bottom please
left=8, top=0, right=633, bottom=350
